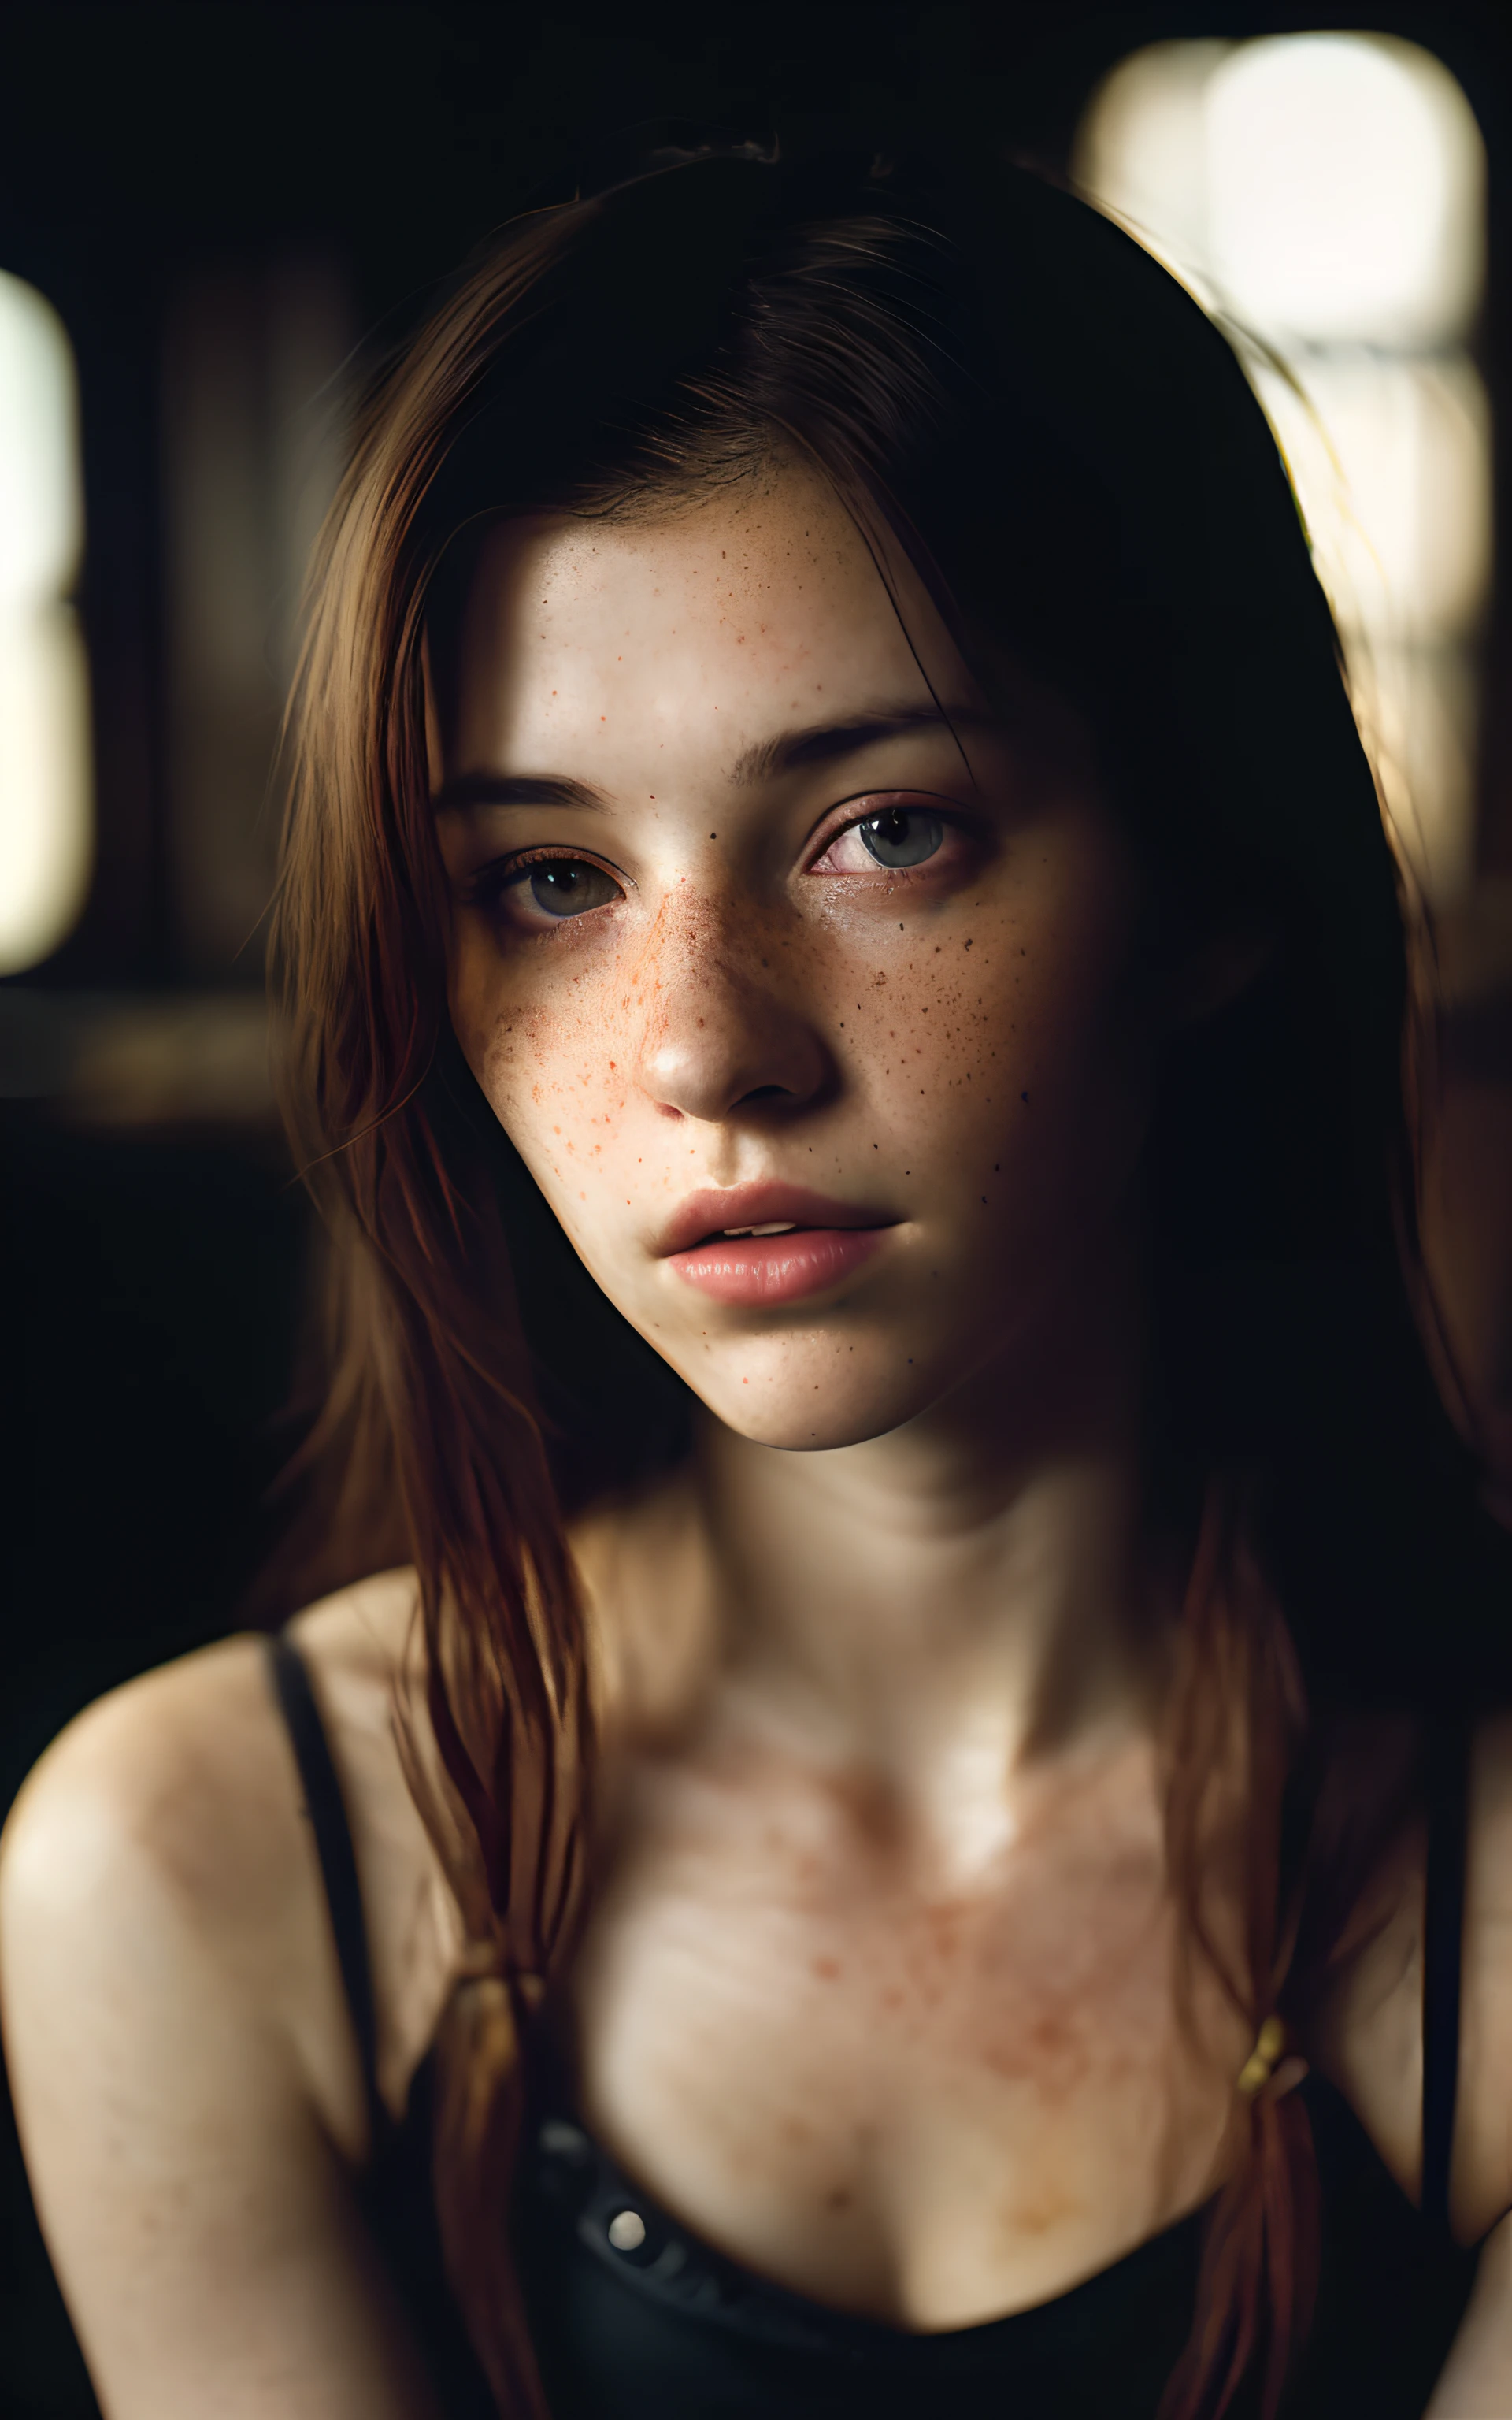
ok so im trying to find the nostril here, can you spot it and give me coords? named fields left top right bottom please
left=736, top=1083, right=793, bottom=1106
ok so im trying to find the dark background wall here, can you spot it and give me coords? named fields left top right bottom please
left=1, top=5, right=1508, bottom=2411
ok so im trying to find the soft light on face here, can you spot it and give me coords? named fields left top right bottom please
left=435, top=462, right=1148, bottom=1451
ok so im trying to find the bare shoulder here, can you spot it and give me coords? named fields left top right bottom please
left=1310, top=1710, right=1512, bottom=2246
left=0, top=1578, right=458, bottom=2418
left=2, top=1569, right=461, bottom=2144
left=1, top=1625, right=317, bottom=2054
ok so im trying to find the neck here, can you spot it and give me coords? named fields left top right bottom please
left=690, top=1265, right=1163, bottom=1835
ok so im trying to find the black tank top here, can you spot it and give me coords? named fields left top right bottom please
left=265, top=1635, right=1477, bottom=2418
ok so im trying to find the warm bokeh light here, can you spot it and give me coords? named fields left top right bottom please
left=1073, top=40, right=1230, bottom=291
left=1075, top=35, right=1489, bottom=904
left=1206, top=37, right=1484, bottom=351
left=1252, top=358, right=1491, bottom=641
left=0, top=269, right=92, bottom=973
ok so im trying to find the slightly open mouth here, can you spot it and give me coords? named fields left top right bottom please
left=668, top=1219, right=891, bottom=1305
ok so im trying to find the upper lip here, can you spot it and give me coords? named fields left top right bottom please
left=654, top=1184, right=899, bottom=1258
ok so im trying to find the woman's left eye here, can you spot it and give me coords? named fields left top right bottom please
left=813, top=801, right=949, bottom=876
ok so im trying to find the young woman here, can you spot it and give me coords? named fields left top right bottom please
left=4, top=147, right=1512, bottom=2420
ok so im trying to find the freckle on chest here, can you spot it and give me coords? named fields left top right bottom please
left=580, top=1746, right=1174, bottom=2130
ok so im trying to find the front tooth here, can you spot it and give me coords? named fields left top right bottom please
left=721, top=1221, right=798, bottom=1238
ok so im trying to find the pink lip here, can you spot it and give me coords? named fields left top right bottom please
left=657, top=1184, right=898, bottom=1308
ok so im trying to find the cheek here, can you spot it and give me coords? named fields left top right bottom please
left=453, top=935, right=639, bottom=1202
left=843, top=943, right=1002, bottom=1122
left=836, top=889, right=1137, bottom=1147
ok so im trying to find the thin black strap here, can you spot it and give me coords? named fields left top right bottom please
left=1421, top=1717, right=1469, bottom=2244
left=263, top=1632, right=382, bottom=2121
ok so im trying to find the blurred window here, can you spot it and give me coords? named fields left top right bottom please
left=0, top=272, right=92, bottom=973
left=1076, top=35, right=1489, bottom=904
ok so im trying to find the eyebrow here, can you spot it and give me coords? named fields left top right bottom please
left=431, top=770, right=606, bottom=814
left=729, top=702, right=996, bottom=788
left=429, top=702, right=997, bottom=816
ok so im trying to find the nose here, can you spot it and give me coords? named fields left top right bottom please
left=635, top=911, right=831, bottom=1123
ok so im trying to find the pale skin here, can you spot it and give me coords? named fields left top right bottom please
left=6, top=460, right=1512, bottom=2416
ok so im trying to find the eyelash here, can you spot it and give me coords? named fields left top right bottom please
left=808, top=793, right=963, bottom=878
left=462, top=845, right=614, bottom=911
left=461, top=793, right=968, bottom=921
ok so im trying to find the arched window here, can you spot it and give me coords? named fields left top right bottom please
left=0, top=271, right=92, bottom=974
left=1076, top=35, right=1489, bottom=904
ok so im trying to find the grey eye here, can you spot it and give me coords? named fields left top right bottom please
left=858, top=807, right=944, bottom=868
left=523, top=860, right=620, bottom=918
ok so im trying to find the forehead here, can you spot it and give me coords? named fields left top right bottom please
left=442, top=462, right=968, bottom=775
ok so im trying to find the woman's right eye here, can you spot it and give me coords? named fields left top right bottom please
left=472, top=856, right=624, bottom=928
left=518, top=859, right=621, bottom=919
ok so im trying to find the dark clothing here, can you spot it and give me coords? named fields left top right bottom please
left=265, top=1635, right=1477, bottom=2418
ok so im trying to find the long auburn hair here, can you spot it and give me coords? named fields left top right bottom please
left=271, top=147, right=1506, bottom=2418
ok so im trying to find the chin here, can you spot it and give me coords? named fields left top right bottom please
left=684, top=1336, right=943, bottom=1453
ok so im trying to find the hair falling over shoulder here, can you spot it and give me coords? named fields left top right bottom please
left=269, top=147, right=1504, bottom=2418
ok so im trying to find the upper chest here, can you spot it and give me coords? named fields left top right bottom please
left=559, top=1712, right=1247, bottom=2325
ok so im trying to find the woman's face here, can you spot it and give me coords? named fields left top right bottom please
left=435, top=462, right=1149, bottom=1452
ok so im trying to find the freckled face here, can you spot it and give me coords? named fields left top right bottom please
left=435, top=464, right=1148, bottom=1450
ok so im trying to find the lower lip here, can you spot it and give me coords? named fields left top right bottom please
left=668, top=1227, right=891, bottom=1306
